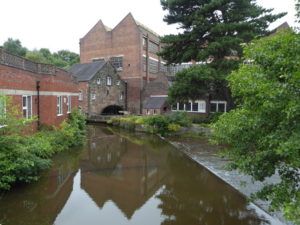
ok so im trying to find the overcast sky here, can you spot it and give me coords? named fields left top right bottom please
left=0, top=0, right=297, bottom=53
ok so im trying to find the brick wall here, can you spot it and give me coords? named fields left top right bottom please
left=0, top=57, right=79, bottom=129
left=79, top=13, right=164, bottom=114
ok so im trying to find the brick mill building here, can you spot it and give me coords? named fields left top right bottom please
left=79, top=13, right=170, bottom=114
left=0, top=49, right=79, bottom=129
left=69, top=61, right=126, bottom=116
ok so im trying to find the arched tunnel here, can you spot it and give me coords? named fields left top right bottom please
left=101, top=105, right=124, bottom=115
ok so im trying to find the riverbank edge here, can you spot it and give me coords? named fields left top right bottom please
left=162, top=136, right=291, bottom=225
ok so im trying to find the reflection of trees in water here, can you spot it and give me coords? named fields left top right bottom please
left=157, top=152, right=269, bottom=225
left=0, top=149, right=81, bottom=225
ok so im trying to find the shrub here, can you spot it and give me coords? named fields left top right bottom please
left=0, top=107, right=86, bottom=190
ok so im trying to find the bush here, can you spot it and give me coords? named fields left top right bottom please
left=190, top=115, right=210, bottom=124
left=108, top=112, right=191, bottom=136
left=0, top=108, right=86, bottom=190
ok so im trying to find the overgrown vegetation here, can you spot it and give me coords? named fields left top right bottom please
left=1, top=38, right=79, bottom=69
left=107, top=112, right=192, bottom=136
left=0, top=97, right=85, bottom=190
left=211, top=30, right=300, bottom=224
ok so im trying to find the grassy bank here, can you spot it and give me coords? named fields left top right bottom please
left=107, top=112, right=193, bottom=137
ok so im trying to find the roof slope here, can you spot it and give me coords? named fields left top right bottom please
left=68, top=61, right=106, bottom=82
left=144, top=96, right=168, bottom=109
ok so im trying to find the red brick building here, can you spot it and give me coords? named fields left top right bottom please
left=0, top=49, right=79, bottom=129
left=79, top=13, right=169, bottom=114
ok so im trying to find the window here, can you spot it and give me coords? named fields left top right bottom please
left=79, top=90, right=83, bottom=101
left=210, top=101, right=227, bottom=113
left=91, top=94, right=96, bottom=100
left=149, top=58, right=158, bottom=74
left=172, top=104, right=178, bottom=111
left=120, top=92, right=124, bottom=100
left=149, top=41, right=159, bottom=54
left=116, top=80, right=120, bottom=86
left=23, top=96, right=32, bottom=119
left=185, top=102, right=191, bottom=111
left=172, top=101, right=206, bottom=113
left=110, top=56, right=123, bottom=71
left=178, top=103, right=184, bottom=111
left=107, top=76, right=112, bottom=86
left=153, top=109, right=157, bottom=115
left=192, top=102, right=198, bottom=112
left=97, top=78, right=101, bottom=85
left=67, top=96, right=71, bottom=113
left=198, top=101, right=206, bottom=113
left=57, top=96, right=63, bottom=116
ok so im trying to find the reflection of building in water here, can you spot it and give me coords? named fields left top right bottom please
left=80, top=128, right=168, bottom=219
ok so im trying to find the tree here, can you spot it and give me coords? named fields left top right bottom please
left=2, top=38, right=27, bottom=57
left=211, top=30, right=300, bottom=224
left=1, top=39, right=79, bottom=69
left=160, top=0, right=285, bottom=104
left=25, top=50, right=48, bottom=63
left=296, top=0, right=300, bottom=23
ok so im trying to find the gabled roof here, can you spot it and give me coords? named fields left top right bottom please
left=68, top=61, right=106, bottom=82
left=144, top=96, right=168, bottom=109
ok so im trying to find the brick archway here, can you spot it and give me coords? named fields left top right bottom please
left=101, top=105, right=123, bottom=115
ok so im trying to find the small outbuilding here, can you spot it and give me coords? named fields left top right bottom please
left=142, top=95, right=169, bottom=115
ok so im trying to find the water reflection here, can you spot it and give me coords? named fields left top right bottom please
left=0, top=149, right=80, bottom=225
left=0, top=125, right=281, bottom=225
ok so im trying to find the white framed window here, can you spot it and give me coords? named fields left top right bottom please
left=116, top=80, right=120, bottom=86
left=57, top=96, right=63, bottom=116
left=198, top=101, right=206, bottom=113
left=91, top=94, right=96, bottom=100
left=67, top=96, right=71, bottom=113
left=22, top=95, right=32, bottom=119
left=107, top=76, right=112, bottom=86
left=171, top=100, right=206, bottom=113
left=79, top=90, right=83, bottom=101
left=210, top=101, right=227, bottom=113
left=97, top=78, right=101, bottom=85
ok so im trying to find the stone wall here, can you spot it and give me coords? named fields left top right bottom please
left=87, top=63, right=126, bottom=115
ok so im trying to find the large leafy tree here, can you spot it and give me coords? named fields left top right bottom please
left=2, top=38, right=79, bottom=69
left=160, top=0, right=285, bottom=104
left=212, top=30, right=300, bottom=224
left=2, top=38, right=28, bottom=57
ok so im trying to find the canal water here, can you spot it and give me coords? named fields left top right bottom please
left=0, top=125, right=281, bottom=225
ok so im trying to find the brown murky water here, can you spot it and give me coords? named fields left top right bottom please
left=0, top=125, right=280, bottom=225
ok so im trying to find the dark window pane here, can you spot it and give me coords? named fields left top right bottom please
left=192, top=102, right=198, bottom=112
left=218, top=103, right=225, bottom=112
left=210, top=103, right=217, bottom=112
left=186, top=102, right=191, bottom=111
left=178, top=103, right=184, bottom=110
left=172, top=104, right=177, bottom=110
